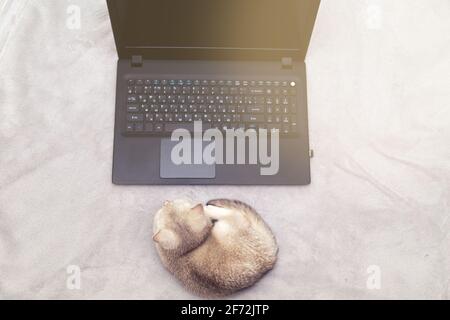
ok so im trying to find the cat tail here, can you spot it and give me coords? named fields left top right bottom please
left=190, top=263, right=265, bottom=297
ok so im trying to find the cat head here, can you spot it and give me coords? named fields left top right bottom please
left=153, top=199, right=213, bottom=255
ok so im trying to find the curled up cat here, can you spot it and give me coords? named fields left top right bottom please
left=153, top=199, right=278, bottom=297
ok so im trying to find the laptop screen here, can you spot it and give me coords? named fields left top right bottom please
left=113, top=0, right=303, bottom=52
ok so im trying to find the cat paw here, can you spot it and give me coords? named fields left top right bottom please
left=206, top=199, right=228, bottom=208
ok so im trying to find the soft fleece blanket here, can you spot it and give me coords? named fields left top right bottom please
left=0, top=0, right=449, bottom=299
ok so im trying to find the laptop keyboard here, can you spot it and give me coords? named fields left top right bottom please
left=124, top=79, right=299, bottom=136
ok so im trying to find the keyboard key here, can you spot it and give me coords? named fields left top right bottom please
left=250, top=88, right=265, bottom=95
left=184, top=114, right=193, bottom=122
left=243, top=115, right=265, bottom=123
left=155, top=114, right=164, bottom=122
left=282, top=125, right=290, bottom=134
left=247, top=106, right=265, bottom=114
left=145, top=124, right=154, bottom=132
left=127, top=114, right=144, bottom=122
left=223, top=114, right=232, bottom=123
left=127, top=105, right=139, bottom=112
left=145, top=113, right=154, bottom=122
left=212, top=114, right=223, bottom=123
left=126, top=123, right=134, bottom=132
left=291, top=104, right=297, bottom=114
left=165, top=113, right=174, bottom=122
left=203, top=114, right=212, bottom=122
left=268, top=124, right=281, bottom=132
left=154, top=124, right=163, bottom=132
left=161, top=105, right=170, bottom=113
left=135, top=86, right=143, bottom=94
left=182, top=86, right=191, bottom=94
left=135, top=123, right=144, bottom=132
left=282, top=116, right=291, bottom=124
left=291, top=122, right=298, bottom=133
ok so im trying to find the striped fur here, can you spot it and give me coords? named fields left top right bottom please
left=153, top=199, right=278, bottom=297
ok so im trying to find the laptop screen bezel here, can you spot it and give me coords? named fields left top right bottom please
left=106, top=0, right=319, bottom=61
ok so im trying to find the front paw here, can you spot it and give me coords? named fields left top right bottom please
left=206, top=199, right=227, bottom=208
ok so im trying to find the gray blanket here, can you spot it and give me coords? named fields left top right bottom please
left=0, top=0, right=449, bottom=299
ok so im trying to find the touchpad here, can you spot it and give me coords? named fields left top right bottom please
left=160, top=138, right=216, bottom=179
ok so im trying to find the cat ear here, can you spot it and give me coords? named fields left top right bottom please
left=190, top=204, right=204, bottom=214
left=163, top=200, right=172, bottom=206
left=152, top=229, right=180, bottom=250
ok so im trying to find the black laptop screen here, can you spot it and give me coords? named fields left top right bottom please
left=113, top=0, right=302, bottom=52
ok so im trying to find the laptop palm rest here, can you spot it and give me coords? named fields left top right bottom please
left=160, top=138, right=216, bottom=179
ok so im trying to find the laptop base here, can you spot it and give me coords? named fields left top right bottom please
left=112, top=59, right=311, bottom=185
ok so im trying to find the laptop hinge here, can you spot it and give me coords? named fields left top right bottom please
left=281, top=57, right=293, bottom=69
left=131, top=55, right=143, bottom=67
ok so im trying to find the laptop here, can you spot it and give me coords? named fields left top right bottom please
left=107, top=0, right=320, bottom=185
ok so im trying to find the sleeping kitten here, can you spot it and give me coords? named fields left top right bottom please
left=153, top=199, right=278, bottom=297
